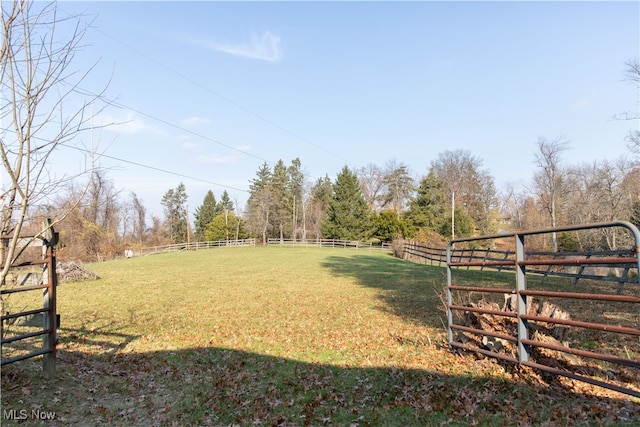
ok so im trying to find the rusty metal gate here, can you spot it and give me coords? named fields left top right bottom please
left=1, top=225, right=59, bottom=377
left=446, top=221, right=640, bottom=398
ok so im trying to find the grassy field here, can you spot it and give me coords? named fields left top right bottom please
left=1, top=246, right=638, bottom=426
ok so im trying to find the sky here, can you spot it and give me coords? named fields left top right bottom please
left=44, top=1, right=640, bottom=219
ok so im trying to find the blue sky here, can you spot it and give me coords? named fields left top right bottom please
left=54, top=1, right=639, bottom=218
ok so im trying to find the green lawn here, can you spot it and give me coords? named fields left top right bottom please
left=1, top=247, right=638, bottom=426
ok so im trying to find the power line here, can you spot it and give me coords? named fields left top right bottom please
left=54, top=6, right=353, bottom=193
left=61, top=142, right=249, bottom=193
left=74, top=87, right=275, bottom=167
left=91, top=24, right=353, bottom=165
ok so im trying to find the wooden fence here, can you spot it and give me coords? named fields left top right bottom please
left=403, top=241, right=638, bottom=293
left=267, top=238, right=391, bottom=250
left=134, top=239, right=256, bottom=256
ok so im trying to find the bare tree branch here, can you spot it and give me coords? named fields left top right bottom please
left=1, top=1, right=108, bottom=284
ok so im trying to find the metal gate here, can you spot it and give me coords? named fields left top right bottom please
left=1, top=225, right=59, bottom=377
left=446, top=221, right=640, bottom=398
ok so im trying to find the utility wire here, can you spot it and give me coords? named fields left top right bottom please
left=91, top=25, right=353, bottom=165
left=61, top=142, right=249, bottom=193
left=56, top=7, right=349, bottom=193
left=114, top=100, right=272, bottom=166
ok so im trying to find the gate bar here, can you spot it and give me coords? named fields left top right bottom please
left=446, top=221, right=640, bottom=397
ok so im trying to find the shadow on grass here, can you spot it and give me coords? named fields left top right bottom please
left=321, top=253, right=450, bottom=329
left=2, top=345, right=639, bottom=426
left=58, top=325, right=139, bottom=356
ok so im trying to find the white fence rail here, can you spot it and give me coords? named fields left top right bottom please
left=134, top=239, right=256, bottom=257
left=133, top=238, right=390, bottom=257
left=267, top=238, right=391, bottom=251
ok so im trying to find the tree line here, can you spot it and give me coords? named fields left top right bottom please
left=27, top=138, right=636, bottom=262
left=153, top=139, right=639, bottom=256
left=15, top=136, right=634, bottom=263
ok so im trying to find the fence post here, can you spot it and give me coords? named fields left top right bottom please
left=42, top=223, right=58, bottom=378
left=446, top=243, right=454, bottom=344
left=467, top=248, right=475, bottom=270
left=515, top=233, right=529, bottom=363
left=480, top=248, right=490, bottom=271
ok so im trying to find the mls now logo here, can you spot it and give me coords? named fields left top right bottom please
left=3, top=409, right=56, bottom=421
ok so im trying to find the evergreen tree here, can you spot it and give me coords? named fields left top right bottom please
left=193, top=190, right=218, bottom=241
left=288, top=158, right=305, bottom=240
left=205, top=212, right=246, bottom=241
left=249, top=162, right=273, bottom=193
left=373, top=210, right=409, bottom=242
left=218, top=190, right=234, bottom=213
left=246, top=163, right=274, bottom=242
left=322, top=166, right=371, bottom=240
left=405, top=171, right=446, bottom=234
left=215, top=190, right=236, bottom=241
left=439, top=207, right=475, bottom=239
left=271, top=160, right=290, bottom=240
left=161, top=183, right=188, bottom=243
left=381, top=163, right=414, bottom=218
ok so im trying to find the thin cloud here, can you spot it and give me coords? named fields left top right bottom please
left=181, top=141, right=199, bottom=150
left=574, top=97, right=591, bottom=109
left=194, top=154, right=238, bottom=165
left=196, top=31, right=282, bottom=62
left=180, top=116, right=211, bottom=126
left=97, top=112, right=163, bottom=135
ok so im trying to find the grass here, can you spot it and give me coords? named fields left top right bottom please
left=1, top=246, right=639, bottom=426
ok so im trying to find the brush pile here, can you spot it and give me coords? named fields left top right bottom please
left=459, top=295, right=576, bottom=364
left=57, top=261, right=100, bottom=282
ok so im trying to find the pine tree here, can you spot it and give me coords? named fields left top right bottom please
left=405, top=171, right=446, bottom=233
left=288, top=158, right=305, bottom=240
left=271, top=160, right=290, bottom=240
left=218, top=190, right=234, bottom=213
left=249, top=162, right=273, bottom=194
left=161, top=183, right=188, bottom=243
left=193, top=190, right=218, bottom=241
left=322, top=166, right=371, bottom=240
left=246, top=163, right=274, bottom=243
left=215, top=190, right=236, bottom=241
left=381, top=163, right=414, bottom=218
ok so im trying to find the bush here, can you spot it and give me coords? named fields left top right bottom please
left=390, top=238, right=405, bottom=258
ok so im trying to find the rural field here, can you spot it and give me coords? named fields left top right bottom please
left=1, top=246, right=639, bottom=426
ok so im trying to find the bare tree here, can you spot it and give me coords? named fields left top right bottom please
left=622, top=59, right=640, bottom=156
left=356, top=163, right=386, bottom=212
left=533, top=137, right=569, bottom=251
left=245, top=186, right=273, bottom=244
left=1, top=1, right=106, bottom=282
left=500, top=183, right=547, bottom=247
left=430, top=149, right=498, bottom=235
left=380, top=160, right=414, bottom=219
left=304, top=176, right=332, bottom=240
left=564, top=157, right=637, bottom=250
left=130, top=192, right=146, bottom=244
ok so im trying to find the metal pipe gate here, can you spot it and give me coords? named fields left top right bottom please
left=1, top=225, right=59, bottom=378
left=446, top=221, right=640, bottom=398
